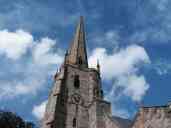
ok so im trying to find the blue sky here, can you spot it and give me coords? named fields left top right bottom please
left=0, top=0, right=171, bottom=123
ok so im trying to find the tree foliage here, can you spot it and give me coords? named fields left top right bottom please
left=0, top=110, right=35, bottom=128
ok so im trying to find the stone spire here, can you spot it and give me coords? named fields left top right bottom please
left=65, top=16, right=88, bottom=68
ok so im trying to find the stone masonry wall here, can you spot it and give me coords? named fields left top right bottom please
left=132, top=105, right=171, bottom=128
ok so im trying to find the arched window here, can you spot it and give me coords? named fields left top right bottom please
left=74, top=75, right=80, bottom=89
left=73, top=118, right=76, bottom=127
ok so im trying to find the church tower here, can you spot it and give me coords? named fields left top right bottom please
left=42, top=17, right=117, bottom=128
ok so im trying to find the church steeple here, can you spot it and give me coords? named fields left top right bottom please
left=43, top=16, right=118, bottom=128
left=65, top=16, right=88, bottom=68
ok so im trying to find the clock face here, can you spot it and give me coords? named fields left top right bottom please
left=71, top=93, right=82, bottom=104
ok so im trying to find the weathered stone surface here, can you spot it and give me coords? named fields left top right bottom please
left=65, top=16, right=88, bottom=68
left=112, top=116, right=132, bottom=128
left=42, top=17, right=130, bottom=128
left=132, top=105, right=171, bottom=128
left=42, top=16, right=171, bottom=128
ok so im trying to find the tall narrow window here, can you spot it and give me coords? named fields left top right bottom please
left=60, top=98, right=65, bottom=106
left=73, top=118, right=76, bottom=127
left=78, top=56, right=82, bottom=65
left=101, top=90, right=104, bottom=98
left=74, top=75, right=80, bottom=89
left=93, top=88, right=96, bottom=97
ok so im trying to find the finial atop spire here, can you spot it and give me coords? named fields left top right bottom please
left=65, top=16, right=88, bottom=68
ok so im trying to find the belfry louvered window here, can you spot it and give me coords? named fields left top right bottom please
left=74, top=75, right=80, bottom=89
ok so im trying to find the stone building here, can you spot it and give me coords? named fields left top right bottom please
left=132, top=103, right=171, bottom=128
left=42, top=16, right=171, bottom=128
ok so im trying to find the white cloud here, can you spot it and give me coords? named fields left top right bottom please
left=0, top=28, right=151, bottom=119
left=89, top=45, right=150, bottom=80
left=0, top=75, right=46, bottom=98
left=90, top=30, right=119, bottom=48
left=33, top=38, right=63, bottom=65
left=32, top=100, right=47, bottom=120
left=0, top=29, right=33, bottom=60
left=89, top=45, right=150, bottom=102
left=116, top=75, right=149, bottom=101
left=89, top=45, right=150, bottom=118
left=0, top=29, right=63, bottom=99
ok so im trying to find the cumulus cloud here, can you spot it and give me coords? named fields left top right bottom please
left=33, top=38, right=63, bottom=65
left=0, top=29, right=33, bottom=60
left=89, top=45, right=150, bottom=102
left=116, top=75, right=149, bottom=101
left=89, top=44, right=150, bottom=118
left=0, top=28, right=151, bottom=119
left=32, top=100, right=48, bottom=120
left=89, top=45, right=150, bottom=80
left=0, top=74, right=46, bottom=98
left=0, top=29, right=63, bottom=99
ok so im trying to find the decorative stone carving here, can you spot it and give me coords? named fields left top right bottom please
left=71, top=93, right=81, bottom=104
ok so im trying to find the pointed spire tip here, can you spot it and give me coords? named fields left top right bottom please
left=65, top=16, right=88, bottom=68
